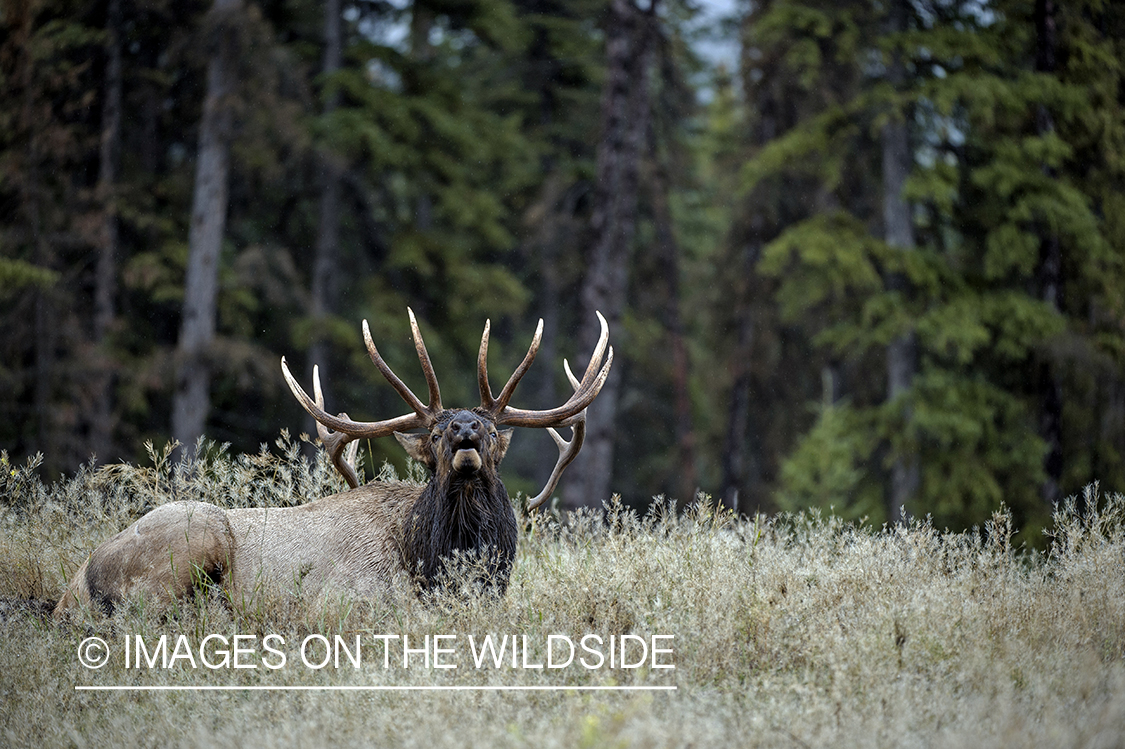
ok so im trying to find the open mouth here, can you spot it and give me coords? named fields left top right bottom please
left=452, top=447, right=482, bottom=473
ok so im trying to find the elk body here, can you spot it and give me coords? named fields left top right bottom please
left=53, top=311, right=612, bottom=615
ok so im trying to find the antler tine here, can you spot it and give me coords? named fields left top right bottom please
left=407, top=307, right=443, bottom=412
left=489, top=310, right=612, bottom=427
left=478, top=318, right=495, bottom=410
left=525, top=358, right=590, bottom=511
left=495, top=318, right=543, bottom=411
left=283, top=311, right=449, bottom=489
left=281, top=357, right=427, bottom=440
left=362, top=319, right=432, bottom=421
left=310, top=363, right=329, bottom=438
left=479, top=317, right=544, bottom=414
left=563, top=358, right=581, bottom=391
left=311, top=364, right=361, bottom=489
left=526, top=418, right=585, bottom=511
left=576, top=310, right=610, bottom=392
left=493, top=344, right=613, bottom=428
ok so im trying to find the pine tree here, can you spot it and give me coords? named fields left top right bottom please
left=720, top=0, right=879, bottom=515
left=172, top=0, right=243, bottom=453
left=563, top=0, right=657, bottom=510
left=91, top=0, right=124, bottom=464
left=745, top=0, right=1125, bottom=537
left=305, top=0, right=343, bottom=442
left=0, top=0, right=107, bottom=473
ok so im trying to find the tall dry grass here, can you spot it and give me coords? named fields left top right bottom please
left=1, top=438, right=1123, bottom=748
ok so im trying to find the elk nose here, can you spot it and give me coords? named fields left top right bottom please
left=450, top=416, right=482, bottom=446
left=452, top=419, right=479, bottom=434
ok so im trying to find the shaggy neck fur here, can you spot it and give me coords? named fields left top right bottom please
left=401, top=463, right=518, bottom=593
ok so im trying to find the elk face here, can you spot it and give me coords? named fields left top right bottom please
left=395, top=410, right=513, bottom=477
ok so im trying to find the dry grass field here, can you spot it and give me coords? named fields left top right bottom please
left=1, top=437, right=1124, bottom=748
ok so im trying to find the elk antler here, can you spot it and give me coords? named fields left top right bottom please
left=282, top=308, right=444, bottom=488
left=524, top=359, right=590, bottom=510
left=477, top=311, right=613, bottom=510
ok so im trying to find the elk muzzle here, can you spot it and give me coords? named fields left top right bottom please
left=448, top=412, right=486, bottom=474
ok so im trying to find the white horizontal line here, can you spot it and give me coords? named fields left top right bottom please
left=76, top=685, right=677, bottom=692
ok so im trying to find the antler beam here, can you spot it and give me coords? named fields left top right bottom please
left=281, top=308, right=447, bottom=487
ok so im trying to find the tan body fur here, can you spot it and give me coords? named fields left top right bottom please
left=54, top=482, right=420, bottom=615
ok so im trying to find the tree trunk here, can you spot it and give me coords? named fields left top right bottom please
left=171, top=0, right=241, bottom=453
left=719, top=241, right=758, bottom=513
left=649, top=127, right=696, bottom=504
left=530, top=192, right=563, bottom=491
left=1034, top=0, right=1063, bottom=508
left=720, top=5, right=777, bottom=514
left=883, top=0, right=917, bottom=525
left=15, top=1, right=58, bottom=467
left=92, top=0, right=123, bottom=463
left=307, top=0, right=343, bottom=439
left=562, top=0, right=654, bottom=510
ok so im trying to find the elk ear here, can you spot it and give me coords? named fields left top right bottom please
left=494, top=429, right=514, bottom=463
left=394, top=432, right=436, bottom=470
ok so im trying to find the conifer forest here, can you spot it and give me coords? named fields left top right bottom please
left=2, top=0, right=1123, bottom=541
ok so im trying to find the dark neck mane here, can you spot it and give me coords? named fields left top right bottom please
left=401, top=470, right=517, bottom=593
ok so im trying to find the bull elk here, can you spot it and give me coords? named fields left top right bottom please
left=54, top=310, right=612, bottom=615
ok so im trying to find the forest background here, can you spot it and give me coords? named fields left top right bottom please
left=2, top=0, right=1123, bottom=543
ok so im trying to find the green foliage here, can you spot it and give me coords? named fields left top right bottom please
left=775, top=401, right=881, bottom=519
left=760, top=211, right=883, bottom=323
left=0, top=257, right=57, bottom=295
left=739, top=105, right=858, bottom=194
left=908, top=370, right=1047, bottom=528
left=737, top=0, right=1125, bottom=535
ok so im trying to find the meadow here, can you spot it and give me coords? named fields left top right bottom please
left=1, top=437, right=1123, bottom=748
